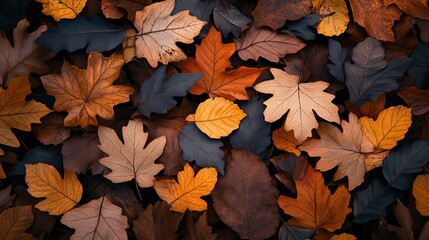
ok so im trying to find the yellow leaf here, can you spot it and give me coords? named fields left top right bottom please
left=330, top=233, right=358, bottom=240
left=359, top=106, right=412, bottom=150
left=35, top=0, right=87, bottom=21
left=413, top=174, right=429, bottom=216
left=313, top=0, right=349, bottom=36
left=186, top=97, right=247, bottom=139
left=154, top=163, right=217, bottom=213
left=134, top=0, right=206, bottom=67
left=0, top=206, right=35, bottom=240
left=25, top=163, right=82, bottom=215
left=272, top=128, right=301, bottom=156
left=98, top=120, right=166, bottom=188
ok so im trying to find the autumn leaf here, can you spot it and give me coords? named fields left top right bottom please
left=35, top=0, right=87, bottom=21
left=98, top=120, right=166, bottom=188
left=41, top=52, right=134, bottom=128
left=184, top=211, right=217, bottom=240
left=313, top=0, right=349, bottom=37
left=272, top=128, right=301, bottom=157
left=25, top=163, right=82, bottom=215
left=154, top=163, right=217, bottom=213
left=413, top=174, right=429, bottom=216
left=299, top=113, right=375, bottom=190
left=397, top=87, right=429, bottom=115
left=176, top=27, right=266, bottom=101
left=384, top=0, right=429, bottom=20
left=359, top=106, right=412, bottom=150
left=0, top=19, right=54, bottom=86
left=278, top=164, right=352, bottom=232
left=186, top=97, right=247, bottom=139
left=254, top=68, right=340, bottom=144
left=0, top=205, right=35, bottom=240
left=33, top=113, right=70, bottom=146
left=133, top=0, right=206, bottom=68
left=61, top=196, right=128, bottom=240
left=330, top=233, right=358, bottom=240
left=0, top=75, right=51, bottom=154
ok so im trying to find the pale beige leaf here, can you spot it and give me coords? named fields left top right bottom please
left=0, top=206, right=35, bottom=240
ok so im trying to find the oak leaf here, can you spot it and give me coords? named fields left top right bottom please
left=278, top=164, right=352, bottom=232
left=397, top=87, right=429, bottom=115
left=98, top=120, right=166, bottom=188
left=0, top=205, right=35, bottom=240
left=133, top=0, right=206, bottom=68
left=25, top=163, right=82, bottom=215
left=272, top=128, right=301, bottom=157
left=254, top=68, right=340, bottom=144
left=41, top=52, right=134, bottom=128
left=154, top=163, right=217, bottom=213
left=313, top=0, right=349, bottom=37
left=61, top=196, right=128, bottom=240
left=413, top=174, right=429, bottom=216
left=0, top=19, right=54, bottom=86
left=184, top=211, right=217, bottom=240
left=299, top=113, right=375, bottom=190
left=186, top=97, right=246, bottom=139
left=359, top=106, right=412, bottom=150
left=35, top=0, right=87, bottom=21
left=176, top=27, right=266, bottom=101
left=384, top=0, right=429, bottom=20
left=0, top=76, right=51, bottom=154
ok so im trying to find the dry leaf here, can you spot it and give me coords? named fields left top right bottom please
left=133, top=0, right=206, bottom=67
left=176, top=27, right=266, bottom=101
left=413, top=174, right=429, bottom=216
left=0, top=76, right=51, bottom=154
left=98, top=120, right=166, bottom=188
left=383, top=0, right=429, bottom=20
left=392, top=199, right=414, bottom=240
left=33, top=113, right=70, bottom=146
left=0, top=205, right=35, bottom=240
left=398, top=87, right=429, bottom=115
left=0, top=19, right=54, bottom=86
left=359, top=106, right=412, bottom=150
left=101, top=0, right=126, bottom=19
left=154, top=163, right=217, bottom=213
left=272, top=128, right=301, bottom=157
left=186, top=97, right=247, bottom=139
left=235, top=26, right=305, bottom=62
left=299, top=113, right=375, bottom=190
left=25, top=163, right=82, bottom=215
left=61, top=196, right=128, bottom=240
left=346, top=93, right=386, bottom=119
left=183, top=212, right=217, bottom=240
left=278, top=164, right=352, bottom=232
left=313, top=0, right=350, bottom=36
left=41, top=52, right=134, bottom=128
left=254, top=68, right=340, bottom=144
left=330, top=233, right=358, bottom=240
left=35, top=0, right=87, bottom=21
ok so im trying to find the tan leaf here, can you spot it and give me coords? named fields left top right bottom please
left=0, top=206, right=35, bottom=240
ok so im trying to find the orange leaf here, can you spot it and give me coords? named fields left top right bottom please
left=41, top=52, right=134, bottom=128
left=278, top=164, right=351, bottom=232
left=272, top=128, right=301, bottom=156
left=176, top=27, right=266, bottom=101
left=413, top=174, right=429, bottom=216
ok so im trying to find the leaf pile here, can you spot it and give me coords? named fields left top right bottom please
left=0, top=0, right=429, bottom=239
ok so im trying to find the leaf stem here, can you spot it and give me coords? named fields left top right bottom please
left=135, top=180, right=143, bottom=201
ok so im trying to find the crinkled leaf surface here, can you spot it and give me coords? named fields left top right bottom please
left=313, top=0, right=349, bottom=36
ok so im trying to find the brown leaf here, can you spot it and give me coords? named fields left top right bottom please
left=101, top=0, right=126, bottom=19
left=398, top=87, right=429, bottom=115
left=33, top=113, right=70, bottom=145
left=106, top=184, right=141, bottom=221
left=212, top=148, right=279, bottom=239
left=393, top=199, right=414, bottom=240
left=133, top=201, right=184, bottom=240
left=0, top=186, right=15, bottom=212
left=272, top=128, right=301, bottom=157
left=271, top=154, right=308, bottom=194
left=419, top=221, right=429, bottom=240
left=384, top=0, right=429, bottom=20
left=346, top=93, right=386, bottom=119
left=0, top=205, right=35, bottom=240
left=62, top=133, right=106, bottom=175
left=383, top=15, right=418, bottom=59
left=349, top=0, right=402, bottom=42
left=252, top=0, right=312, bottom=29
left=183, top=212, right=217, bottom=240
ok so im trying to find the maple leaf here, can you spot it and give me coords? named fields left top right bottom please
left=0, top=205, right=35, bottom=240
left=254, top=68, right=340, bottom=144
left=41, top=52, right=134, bottom=128
left=0, top=75, right=51, bottom=154
left=61, top=196, right=128, bottom=240
left=278, top=164, right=352, bottom=232
left=186, top=97, right=247, bottom=139
left=359, top=106, right=412, bottom=150
left=413, top=174, right=429, bottom=216
left=313, top=0, right=350, bottom=37
left=299, top=113, right=375, bottom=190
left=384, top=0, right=429, bottom=20
left=98, top=120, right=166, bottom=188
left=154, top=162, right=217, bottom=213
left=176, top=27, right=266, bottom=101
left=25, top=163, right=82, bottom=215
left=0, top=19, right=54, bottom=86
left=35, top=0, right=87, bottom=21
left=133, top=0, right=206, bottom=68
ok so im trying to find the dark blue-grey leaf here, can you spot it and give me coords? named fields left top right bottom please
left=0, top=0, right=31, bottom=30
left=179, top=123, right=225, bottom=174
left=353, top=178, right=400, bottom=223
left=279, top=224, right=315, bottom=240
left=344, top=37, right=412, bottom=107
left=327, top=39, right=347, bottom=83
left=138, top=65, right=202, bottom=118
left=11, top=145, right=62, bottom=175
left=282, top=14, right=320, bottom=41
left=213, top=1, right=252, bottom=38
left=383, top=140, right=429, bottom=190
left=172, top=0, right=215, bottom=22
left=230, top=96, right=271, bottom=159
left=408, top=42, right=429, bottom=89
left=36, top=15, right=125, bottom=53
